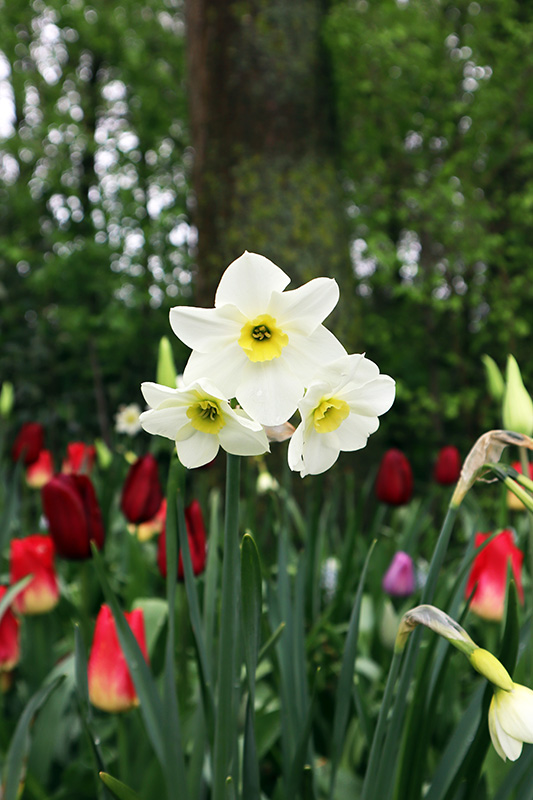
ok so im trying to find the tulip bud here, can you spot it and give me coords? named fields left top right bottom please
left=9, top=535, right=59, bottom=615
left=156, top=336, right=178, bottom=388
left=11, top=422, right=44, bottom=466
left=482, top=355, right=505, bottom=402
left=0, top=586, right=20, bottom=672
left=25, top=449, right=54, bottom=489
left=88, top=605, right=149, bottom=712
left=466, top=530, right=524, bottom=621
left=157, top=499, right=207, bottom=580
left=433, top=446, right=461, bottom=486
left=0, top=381, right=14, bottom=418
left=121, top=454, right=163, bottom=525
left=502, top=355, right=533, bottom=436
left=375, top=449, right=413, bottom=505
left=382, top=552, right=415, bottom=597
left=62, top=442, right=96, bottom=475
left=42, top=474, right=105, bottom=559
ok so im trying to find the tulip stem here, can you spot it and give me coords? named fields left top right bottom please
left=213, top=454, right=241, bottom=800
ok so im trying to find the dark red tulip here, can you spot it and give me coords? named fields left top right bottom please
left=0, top=586, right=20, bottom=672
left=10, top=535, right=59, bottom=614
left=433, top=446, right=461, bottom=486
left=42, top=474, right=105, bottom=559
left=11, top=423, right=44, bottom=466
left=121, top=454, right=163, bottom=525
left=466, top=530, right=524, bottom=621
left=375, top=449, right=413, bottom=505
left=157, top=499, right=207, bottom=581
left=62, top=441, right=96, bottom=474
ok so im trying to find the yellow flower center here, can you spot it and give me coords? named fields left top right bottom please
left=312, top=397, right=350, bottom=433
left=187, top=399, right=226, bottom=434
left=238, top=314, right=289, bottom=363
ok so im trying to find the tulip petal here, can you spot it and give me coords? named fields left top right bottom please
left=215, top=252, right=290, bottom=316
left=176, top=431, right=220, bottom=469
left=169, top=304, right=242, bottom=353
left=269, top=277, right=340, bottom=333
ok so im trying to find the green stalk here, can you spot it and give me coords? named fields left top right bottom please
left=518, top=447, right=533, bottom=663
left=213, top=454, right=241, bottom=800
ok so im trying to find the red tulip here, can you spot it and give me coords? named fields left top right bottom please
left=466, top=530, right=524, bottom=621
left=433, top=446, right=461, bottom=486
left=10, top=535, right=59, bottom=615
left=375, top=449, right=413, bottom=505
left=88, top=604, right=149, bottom=713
left=61, top=442, right=96, bottom=475
left=26, top=449, right=54, bottom=489
left=121, top=454, right=163, bottom=525
left=0, top=586, right=20, bottom=672
left=41, top=474, right=105, bottom=559
left=157, top=500, right=207, bottom=580
left=507, top=460, right=533, bottom=511
left=11, top=422, right=44, bottom=466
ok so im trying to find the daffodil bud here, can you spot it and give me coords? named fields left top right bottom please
left=157, top=336, right=178, bottom=388
left=502, top=355, right=533, bottom=436
left=482, top=355, right=505, bottom=402
left=0, top=381, right=14, bottom=418
left=470, top=648, right=513, bottom=692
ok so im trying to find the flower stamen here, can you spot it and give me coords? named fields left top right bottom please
left=238, top=314, right=289, bottom=363
left=187, top=399, right=226, bottom=434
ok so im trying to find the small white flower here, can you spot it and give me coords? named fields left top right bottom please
left=489, top=683, right=533, bottom=761
left=139, top=380, right=269, bottom=469
left=288, top=354, right=395, bottom=477
left=115, top=403, right=143, bottom=436
left=169, top=252, right=346, bottom=427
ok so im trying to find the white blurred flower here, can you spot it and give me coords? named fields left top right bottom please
left=256, top=470, right=279, bottom=494
left=139, top=380, right=269, bottom=469
left=169, top=252, right=346, bottom=427
left=115, top=403, right=142, bottom=436
left=288, top=354, right=395, bottom=477
left=489, top=683, right=533, bottom=761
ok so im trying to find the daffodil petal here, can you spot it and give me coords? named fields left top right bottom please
left=498, top=684, right=533, bottom=743
left=215, top=252, right=290, bottom=316
left=236, top=358, right=303, bottom=427
left=488, top=697, right=510, bottom=761
left=287, top=424, right=306, bottom=473
left=269, top=277, right=340, bottom=334
left=183, top=345, right=248, bottom=399
left=176, top=430, right=220, bottom=469
left=169, top=304, right=242, bottom=353
left=490, top=697, right=523, bottom=761
left=338, top=413, right=379, bottom=451
left=141, top=381, right=182, bottom=409
left=219, top=415, right=269, bottom=456
left=296, top=429, right=341, bottom=476
left=343, top=376, right=396, bottom=417
left=140, top=407, right=190, bottom=440
left=282, top=326, right=347, bottom=382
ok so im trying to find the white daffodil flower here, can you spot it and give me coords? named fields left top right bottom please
left=287, top=354, right=395, bottom=477
left=139, top=380, right=269, bottom=469
left=115, top=403, right=143, bottom=436
left=488, top=683, right=533, bottom=761
left=169, top=252, right=346, bottom=427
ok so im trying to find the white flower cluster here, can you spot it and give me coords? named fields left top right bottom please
left=140, top=252, right=395, bottom=475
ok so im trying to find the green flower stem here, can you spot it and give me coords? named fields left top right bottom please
left=422, top=504, right=459, bottom=605
left=213, top=454, right=241, bottom=800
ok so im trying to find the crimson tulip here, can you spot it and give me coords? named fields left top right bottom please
left=11, top=422, right=44, bottom=466
left=26, top=449, right=54, bottom=489
left=382, top=551, right=415, bottom=597
left=88, top=604, right=149, bottom=712
left=0, top=586, right=20, bottom=672
left=61, top=441, right=96, bottom=474
left=375, top=449, right=413, bottom=505
left=121, top=454, right=163, bottom=525
left=433, top=445, right=461, bottom=486
left=466, top=530, right=524, bottom=621
left=10, top=535, right=59, bottom=614
left=157, top=499, right=207, bottom=580
left=42, top=474, right=105, bottom=559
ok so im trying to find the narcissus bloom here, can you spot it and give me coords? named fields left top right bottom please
left=62, top=442, right=96, bottom=475
left=433, top=446, right=461, bottom=486
left=42, top=474, right=105, bottom=559
left=382, top=551, right=415, bottom=597
left=11, top=422, right=44, bottom=466
left=0, top=586, right=20, bottom=672
left=375, top=449, right=413, bottom=505
left=115, top=403, right=142, bottom=436
left=26, top=449, right=54, bottom=489
left=465, top=530, right=524, bottom=621
left=139, top=379, right=269, bottom=469
left=489, top=682, right=533, bottom=761
left=9, top=535, right=59, bottom=614
left=120, top=454, right=163, bottom=524
left=88, top=604, right=149, bottom=713
left=169, top=252, right=346, bottom=426
left=288, top=355, right=395, bottom=477
left=157, top=499, right=207, bottom=580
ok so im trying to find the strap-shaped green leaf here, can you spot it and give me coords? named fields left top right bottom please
left=99, top=772, right=143, bottom=800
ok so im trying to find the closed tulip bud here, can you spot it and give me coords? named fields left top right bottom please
left=42, top=474, right=105, bottom=559
left=120, top=454, right=163, bottom=525
left=482, top=355, right=505, bottom=402
left=25, top=449, right=54, bottom=489
left=11, top=422, right=44, bottom=466
left=88, top=605, right=149, bottom=713
left=9, top=535, right=59, bottom=615
left=375, top=449, right=413, bottom=505
left=157, top=499, right=207, bottom=580
left=502, top=355, right=533, bottom=436
left=62, top=442, right=96, bottom=475
left=0, top=586, right=20, bottom=672
left=0, top=381, right=14, bottom=418
left=156, top=336, right=178, bottom=388
left=507, top=461, right=533, bottom=511
left=466, top=530, right=524, bottom=621
left=382, top=551, right=415, bottom=597
left=433, top=445, right=461, bottom=486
